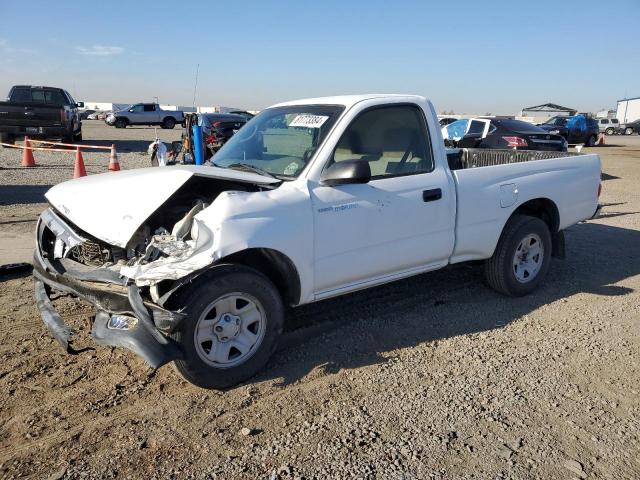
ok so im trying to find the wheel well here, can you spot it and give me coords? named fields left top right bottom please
left=218, top=248, right=301, bottom=306
left=512, top=198, right=559, bottom=234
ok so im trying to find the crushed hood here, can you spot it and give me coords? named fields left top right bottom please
left=45, top=165, right=279, bottom=248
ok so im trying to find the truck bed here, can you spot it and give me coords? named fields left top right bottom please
left=448, top=148, right=601, bottom=264
left=447, top=148, right=577, bottom=170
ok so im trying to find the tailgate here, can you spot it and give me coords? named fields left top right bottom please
left=0, top=103, right=62, bottom=127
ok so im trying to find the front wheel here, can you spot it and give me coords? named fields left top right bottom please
left=605, top=128, right=614, bottom=135
left=171, top=265, right=284, bottom=389
left=484, top=215, right=552, bottom=296
left=114, top=118, right=127, bottom=129
left=625, top=127, right=634, bottom=135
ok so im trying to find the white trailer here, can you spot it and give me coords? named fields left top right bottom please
left=616, top=97, right=640, bottom=124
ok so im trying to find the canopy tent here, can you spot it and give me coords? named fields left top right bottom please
left=521, top=103, right=577, bottom=116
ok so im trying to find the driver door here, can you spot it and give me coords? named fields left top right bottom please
left=127, top=104, right=145, bottom=123
left=311, top=104, right=455, bottom=298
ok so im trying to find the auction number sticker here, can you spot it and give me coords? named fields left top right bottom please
left=288, top=114, right=329, bottom=128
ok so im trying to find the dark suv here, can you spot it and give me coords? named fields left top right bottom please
left=538, top=115, right=600, bottom=146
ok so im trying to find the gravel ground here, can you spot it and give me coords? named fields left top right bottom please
left=0, top=124, right=639, bottom=479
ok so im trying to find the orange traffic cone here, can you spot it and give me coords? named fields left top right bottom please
left=74, top=147, right=87, bottom=178
left=21, top=136, right=36, bottom=167
left=108, top=144, right=120, bottom=171
left=597, top=133, right=605, bottom=146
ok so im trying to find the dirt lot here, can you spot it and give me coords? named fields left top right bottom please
left=0, top=124, right=639, bottom=479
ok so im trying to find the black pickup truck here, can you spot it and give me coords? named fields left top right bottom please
left=0, top=85, right=84, bottom=144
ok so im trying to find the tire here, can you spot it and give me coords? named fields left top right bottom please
left=171, top=265, right=284, bottom=389
left=114, top=118, right=127, bottom=129
left=625, top=127, right=634, bottom=135
left=605, top=128, right=614, bottom=135
left=586, top=134, right=596, bottom=147
left=484, top=215, right=552, bottom=297
left=162, top=117, right=176, bottom=129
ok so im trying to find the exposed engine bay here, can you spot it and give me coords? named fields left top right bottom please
left=38, top=175, right=275, bottom=295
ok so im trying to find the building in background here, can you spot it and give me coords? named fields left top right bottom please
left=82, top=101, right=258, bottom=115
left=616, top=97, right=640, bottom=124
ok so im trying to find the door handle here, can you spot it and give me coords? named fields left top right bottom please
left=422, top=188, right=442, bottom=202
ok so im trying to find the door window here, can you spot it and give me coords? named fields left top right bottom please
left=130, top=105, right=144, bottom=113
left=143, top=104, right=156, bottom=112
left=467, top=119, right=488, bottom=135
left=332, top=105, right=433, bottom=178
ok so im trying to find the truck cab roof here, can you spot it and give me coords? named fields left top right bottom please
left=272, top=94, right=427, bottom=109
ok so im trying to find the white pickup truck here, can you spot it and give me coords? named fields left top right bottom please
left=33, top=94, right=602, bottom=389
left=105, top=103, right=184, bottom=129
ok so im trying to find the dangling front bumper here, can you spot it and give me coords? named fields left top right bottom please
left=32, top=209, right=185, bottom=368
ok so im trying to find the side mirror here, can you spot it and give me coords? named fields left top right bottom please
left=320, top=160, right=371, bottom=186
left=76, top=101, right=84, bottom=108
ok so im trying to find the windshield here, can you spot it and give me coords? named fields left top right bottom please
left=543, top=116, right=568, bottom=126
left=212, top=105, right=344, bottom=178
left=443, top=119, right=469, bottom=140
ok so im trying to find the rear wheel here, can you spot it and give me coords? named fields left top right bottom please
left=625, top=127, right=634, bottom=135
left=586, top=134, right=596, bottom=147
left=162, top=117, right=176, bottom=129
left=485, top=215, right=552, bottom=296
left=605, top=128, right=614, bottom=135
left=171, top=265, right=284, bottom=389
left=0, top=133, right=14, bottom=145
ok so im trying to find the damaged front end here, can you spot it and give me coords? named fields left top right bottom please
left=33, top=168, right=279, bottom=368
left=33, top=208, right=186, bottom=368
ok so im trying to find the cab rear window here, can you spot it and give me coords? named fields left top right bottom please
left=10, top=87, right=67, bottom=105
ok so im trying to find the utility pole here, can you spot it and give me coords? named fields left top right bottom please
left=192, top=63, right=200, bottom=111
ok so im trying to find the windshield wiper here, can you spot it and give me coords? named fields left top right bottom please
left=224, top=163, right=277, bottom=179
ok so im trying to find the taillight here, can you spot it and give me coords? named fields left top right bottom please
left=206, top=133, right=216, bottom=144
left=502, top=136, right=528, bottom=148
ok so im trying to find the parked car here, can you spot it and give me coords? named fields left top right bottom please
left=95, top=111, right=111, bottom=120
left=105, top=103, right=184, bottom=129
left=33, top=94, right=601, bottom=389
left=0, top=85, right=83, bottom=144
left=442, top=118, right=567, bottom=151
left=438, top=117, right=458, bottom=126
left=79, top=109, right=96, bottom=120
left=228, top=110, right=255, bottom=120
left=538, top=115, right=600, bottom=146
left=597, top=118, right=622, bottom=135
left=200, top=113, right=247, bottom=153
left=623, top=119, right=640, bottom=135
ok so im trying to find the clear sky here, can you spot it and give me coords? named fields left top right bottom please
left=1, top=0, right=638, bottom=114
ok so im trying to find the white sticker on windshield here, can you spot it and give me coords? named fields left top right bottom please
left=288, top=114, right=329, bottom=128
